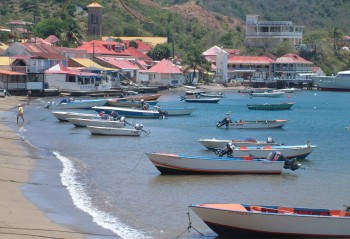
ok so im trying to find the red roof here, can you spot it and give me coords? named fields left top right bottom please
left=0, top=70, right=27, bottom=75
left=124, top=47, right=151, bottom=60
left=45, top=63, right=98, bottom=76
left=148, top=59, right=182, bottom=74
left=45, top=35, right=60, bottom=44
left=228, top=56, right=274, bottom=64
left=22, top=43, right=65, bottom=60
left=122, top=40, right=153, bottom=52
left=77, top=43, right=120, bottom=55
left=95, top=57, right=140, bottom=70
left=275, top=54, right=312, bottom=64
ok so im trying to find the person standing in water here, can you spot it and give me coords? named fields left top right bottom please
left=17, top=104, right=24, bottom=123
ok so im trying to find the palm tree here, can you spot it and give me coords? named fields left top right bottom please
left=182, top=44, right=211, bottom=85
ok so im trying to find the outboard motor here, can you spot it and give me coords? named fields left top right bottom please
left=215, top=143, right=235, bottom=157
left=135, top=123, right=144, bottom=130
left=216, top=118, right=229, bottom=128
left=267, top=151, right=300, bottom=171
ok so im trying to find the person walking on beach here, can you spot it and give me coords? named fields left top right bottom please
left=17, top=104, right=24, bottom=123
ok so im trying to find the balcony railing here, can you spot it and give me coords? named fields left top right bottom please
left=246, top=32, right=303, bottom=37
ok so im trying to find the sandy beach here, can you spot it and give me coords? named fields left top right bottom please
left=0, top=96, right=85, bottom=239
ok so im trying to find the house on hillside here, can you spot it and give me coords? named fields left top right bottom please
left=202, top=45, right=240, bottom=65
left=146, top=59, right=184, bottom=86
left=2, top=42, right=66, bottom=91
left=227, top=56, right=274, bottom=81
left=44, top=63, right=110, bottom=91
left=93, top=56, right=140, bottom=86
left=245, top=15, right=304, bottom=47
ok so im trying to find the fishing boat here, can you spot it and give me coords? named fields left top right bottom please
left=51, top=111, right=99, bottom=122
left=216, top=119, right=288, bottom=129
left=182, top=96, right=221, bottom=103
left=247, top=102, right=295, bottom=110
left=198, top=137, right=279, bottom=150
left=200, top=92, right=225, bottom=98
left=46, top=98, right=108, bottom=109
left=280, top=87, right=300, bottom=93
left=190, top=203, right=350, bottom=237
left=87, top=126, right=141, bottom=136
left=145, top=151, right=300, bottom=174
left=92, top=106, right=161, bottom=118
left=126, top=94, right=161, bottom=101
left=312, top=70, right=350, bottom=91
left=106, top=98, right=158, bottom=108
left=66, top=118, right=125, bottom=128
left=163, top=107, right=196, bottom=116
left=251, top=90, right=285, bottom=97
left=214, top=143, right=316, bottom=159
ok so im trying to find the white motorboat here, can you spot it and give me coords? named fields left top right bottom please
left=145, top=151, right=300, bottom=174
left=251, top=90, right=285, bottom=97
left=87, top=126, right=141, bottom=136
left=46, top=98, right=108, bottom=109
left=216, top=119, right=288, bottom=129
left=51, top=111, right=99, bottom=122
left=67, top=118, right=125, bottom=128
left=190, top=203, right=350, bottom=237
left=214, top=143, right=316, bottom=159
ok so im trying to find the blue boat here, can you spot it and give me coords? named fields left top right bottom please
left=92, top=106, right=160, bottom=118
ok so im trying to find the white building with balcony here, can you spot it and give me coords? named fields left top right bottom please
left=245, top=15, right=304, bottom=47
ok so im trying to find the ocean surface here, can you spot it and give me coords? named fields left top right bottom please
left=4, top=89, right=350, bottom=239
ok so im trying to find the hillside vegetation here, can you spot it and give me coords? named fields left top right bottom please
left=1, top=0, right=350, bottom=74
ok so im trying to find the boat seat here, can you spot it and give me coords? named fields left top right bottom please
left=264, top=146, right=272, bottom=149
left=240, top=146, right=248, bottom=150
left=331, top=210, right=350, bottom=217
left=250, top=206, right=262, bottom=212
left=200, top=204, right=248, bottom=212
left=278, top=207, right=294, bottom=214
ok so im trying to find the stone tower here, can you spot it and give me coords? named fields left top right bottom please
left=87, top=2, right=104, bottom=37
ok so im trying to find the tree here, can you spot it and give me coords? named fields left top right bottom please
left=147, top=44, right=171, bottom=61
left=182, top=44, right=210, bottom=85
left=129, top=40, right=138, bottom=48
left=33, top=18, right=68, bottom=38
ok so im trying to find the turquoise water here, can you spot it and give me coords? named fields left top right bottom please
left=9, top=90, right=350, bottom=238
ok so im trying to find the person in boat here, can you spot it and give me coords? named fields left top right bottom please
left=99, top=111, right=110, bottom=120
left=224, top=113, right=233, bottom=126
left=267, top=137, right=275, bottom=143
left=110, top=111, right=118, bottom=120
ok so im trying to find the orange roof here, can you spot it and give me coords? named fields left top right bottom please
left=275, top=54, right=312, bottom=64
left=149, top=59, right=183, bottom=74
left=87, top=2, right=103, bottom=8
left=95, top=57, right=139, bottom=70
left=228, top=56, right=274, bottom=64
left=0, top=70, right=27, bottom=75
left=124, top=47, right=151, bottom=60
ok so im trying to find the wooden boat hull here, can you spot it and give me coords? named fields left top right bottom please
left=247, top=102, right=295, bottom=110
left=67, top=118, right=125, bottom=128
left=218, top=119, right=288, bottom=129
left=190, top=203, right=350, bottom=237
left=185, top=98, right=221, bottom=103
left=145, top=153, right=285, bottom=174
left=126, top=94, right=161, bottom=101
left=51, top=111, right=99, bottom=122
left=93, top=106, right=160, bottom=118
left=198, top=139, right=279, bottom=150
left=87, top=126, right=141, bottom=136
left=49, top=99, right=108, bottom=109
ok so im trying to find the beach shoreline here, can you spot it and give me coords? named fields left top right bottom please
left=0, top=96, right=87, bottom=239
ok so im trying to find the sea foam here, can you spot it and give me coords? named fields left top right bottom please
left=54, top=151, right=151, bottom=239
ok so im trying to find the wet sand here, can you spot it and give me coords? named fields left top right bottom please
left=0, top=96, right=85, bottom=239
